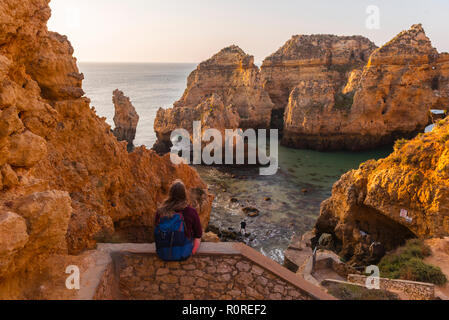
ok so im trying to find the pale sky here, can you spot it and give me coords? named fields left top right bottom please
left=48, top=0, right=449, bottom=63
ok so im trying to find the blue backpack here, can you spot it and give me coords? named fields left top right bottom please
left=154, top=213, right=194, bottom=261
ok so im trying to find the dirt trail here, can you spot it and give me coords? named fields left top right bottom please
left=424, top=238, right=449, bottom=299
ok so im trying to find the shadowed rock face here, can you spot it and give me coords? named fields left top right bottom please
left=112, top=89, right=139, bottom=152
left=315, top=114, right=449, bottom=264
left=0, top=0, right=212, bottom=297
left=153, top=45, right=274, bottom=152
left=279, top=25, right=449, bottom=150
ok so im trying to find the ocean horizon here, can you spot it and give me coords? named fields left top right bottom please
left=80, top=62, right=197, bottom=148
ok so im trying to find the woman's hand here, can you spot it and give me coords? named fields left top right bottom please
left=192, top=238, right=201, bottom=254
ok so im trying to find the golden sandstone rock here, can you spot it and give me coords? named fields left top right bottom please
left=1, top=164, right=18, bottom=188
left=0, top=0, right=212, bottom=297
left=315, top=116, right=449, bottom=264
left=154, top=94, right=240, bottom=154
left=280, top=25, right=448, bottom=150
left=261, top=34, right=377, bottom=133
left=0, top=211, right=28, bottom=266
left=8, top=130, right=47, bottom=167
left=112, top=89, right=139, bottom=152
left=155, top=25, right=447, bottom=152
left=154, top=45, right=274, bottom=152
left=312, top=25, right=449, bottom=263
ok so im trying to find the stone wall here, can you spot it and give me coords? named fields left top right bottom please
left=86, top=243, right=334, bottom=300
left=347, top=274, right=435, bottom=300
left=116, top=253, right=310, bottom=300
left=93, top=260, right=118, bottom=300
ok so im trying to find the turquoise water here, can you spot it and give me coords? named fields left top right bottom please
left=79, top=63, right=392, bottom=263
left=196, top=145, right=391, bottom=262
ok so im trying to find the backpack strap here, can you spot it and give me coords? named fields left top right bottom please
left=172, top=209, right=184, bottom=224
left=181, top=208, right=193, bottom=240
left=174, top=212, right=185, bottom=232
left=168, top=231, right=175, bottom=259
left=174, top=210, right=192, bottom=240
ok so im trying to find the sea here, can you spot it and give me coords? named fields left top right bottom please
left=80, top=62, right=392, bottom=263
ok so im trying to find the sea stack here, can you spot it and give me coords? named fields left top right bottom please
left=277, top=24, right=447, bottom=150
left=112, top=89, right=139, bottom=152
left=153, top=45, right=274, bottom=153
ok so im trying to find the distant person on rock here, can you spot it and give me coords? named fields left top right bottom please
left=154, top=180, right=202, bottom=261
left=240, top=220, right=247, bottom=235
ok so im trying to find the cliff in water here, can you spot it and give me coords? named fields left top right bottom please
left=0, top=0, right=212, bottom=298
left=112, top=89, right=139, bottom=152
left=278, top=25, right=448, bottom=150
left=261, top=34, right=377, bottom=133
left=153, top=45, right=274, bottom=153
left=154, top=25, right=448, bottom=152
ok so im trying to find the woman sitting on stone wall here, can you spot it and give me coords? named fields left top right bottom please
left=154, top=180, right=203, bottom=261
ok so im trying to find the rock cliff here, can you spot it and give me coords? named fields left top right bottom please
left=279, top=25, right=448, bottom=150
left=315, top=114, right=449, bottom=264
left=112, top=89, right=139, bottom=152
left=154, top=25, right=448, bottom=152
left=0, top=0, right=212, bottom=298
left=261, top=34, right=377, bottom=132
left=153, top=45, right=274, bottom=152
